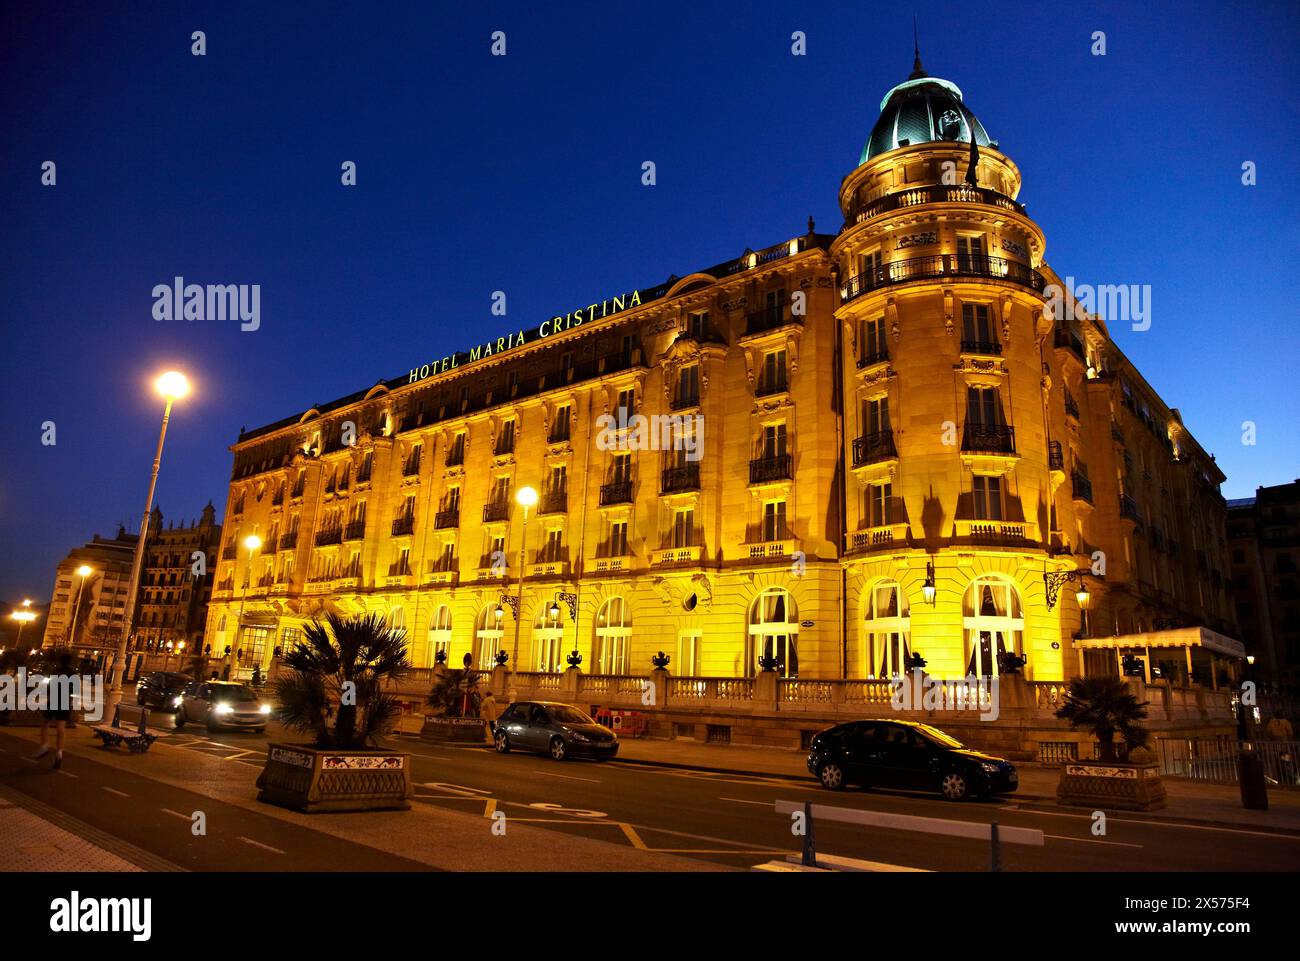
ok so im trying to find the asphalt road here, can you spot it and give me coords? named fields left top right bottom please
left=5, top=706, right=1299, bottom=871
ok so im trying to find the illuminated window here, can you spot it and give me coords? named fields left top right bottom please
left=428, top=605, right=453, bottom=666
left=862, top=581, right=910, bottom=678
left=746, top=588, right=798, bottom=678
left=473, top=605, right=503, bottom=669
left=532, top=603, right=565, bottom=673
left=962, top=577, right=1024, bottom=677
left=594, top=597, right=631, bottom=675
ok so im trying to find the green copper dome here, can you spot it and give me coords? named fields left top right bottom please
left=861, top=57, right=994, bottom=164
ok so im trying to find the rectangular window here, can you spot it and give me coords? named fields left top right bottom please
left=857, top=249, right=882, bottom=282
left=868, top=483, right=892, bottom=527
left=551, top=405, right=571, bottom=442
left=688, top=311, right=709, bottom=339
left=497, top=420, right=516, bottom=454
left=677, top=633, right=701, bottom=676
left=447, top=432, right=465, bottom=465
left=761, top=350, right=787, bottom=393
left=672, top=508, right=695, bottom=548
left=540, top=528, right=564, bottom=563
left=972, top=475, right=1003, bottom=520
left=762, top=501, right=788, bottom=541
left=608, top=520, right=629, bottom=557
left=961, top=303, right=996, bottom=347
left=956, top=234, right=987, bottom=270
left=864, top=397, right=891, bottom=435
left=492, top=476, right=510, bottom=505
left=761, top=423, right=788, bottom=459
left=617, top=387, right=635, bottom=421
left=860, top=317, right=887, bottom=362
left=611, top=453, right=632, bottom=484
left=966, top=386, right=1001, bottom=426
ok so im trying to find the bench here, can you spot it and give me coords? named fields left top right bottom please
left=91, top=706, right=158, bottom=754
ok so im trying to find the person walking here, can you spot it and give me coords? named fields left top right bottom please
left=480, top=690, right=501, bottom=741
left=32, top=650, right=75, bottom=770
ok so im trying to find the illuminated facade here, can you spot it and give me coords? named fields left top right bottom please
left=206, top=57, right=1239, bottom=686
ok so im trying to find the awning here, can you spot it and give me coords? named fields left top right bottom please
left=1073, top=627, right=1245, bottom=659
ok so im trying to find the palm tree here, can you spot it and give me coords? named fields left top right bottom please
left=272, top=612, right=409, bottom=748
left=427, top=668, right=481, bottom=718
left=1055, top=676, right=1150, bottom=761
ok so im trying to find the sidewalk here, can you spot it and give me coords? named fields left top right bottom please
left=0, top=783, right=170, bottom=872
left=611, top=736, right=1300, bottom=834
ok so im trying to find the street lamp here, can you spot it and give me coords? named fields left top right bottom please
left=105, top=370, right=189, bottom=722
left=1076, top=580, right=1091, bottom=638
left=233, top=534, right=263, bottom=676
left=922, top=561, right=937, bottom=605
left=9, top=601, right=37, bottom=650
left=67, top=565, right=94, bottom=651
left=510, top=485, right=538, bottom=668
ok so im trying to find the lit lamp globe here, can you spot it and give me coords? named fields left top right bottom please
left=156, top=370, right=191, bottom=399
left=244, top=534, right=263, bottom=552
left=515, top=486, right=539, bottom=510
left=1075, top=585, right=1091, bottom=610
left=548, top=601, right=561, bottom=620
left=494, top=604, right=505, bottom=622
left=77, top=565, right=93, bottom=577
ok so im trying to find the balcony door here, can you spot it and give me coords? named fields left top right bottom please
left=962, top=578, right=1024, bottom=677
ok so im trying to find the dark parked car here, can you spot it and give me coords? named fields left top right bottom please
left=493, top=701, right=618, bottom=761
left=174, top=681, right=271, bottom=733
left=807, top=719, right=1018, bottom=801
left=135, top=672, right=190, bottom=711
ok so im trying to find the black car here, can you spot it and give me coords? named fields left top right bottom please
left=807, top=719, right=1018, bottom=801
left=135, top=671, right=190, bottom=711
left=493, top=701, right=618, bottom=761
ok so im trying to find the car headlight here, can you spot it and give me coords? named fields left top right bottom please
left=259, top=704, right=272, bottom=715
left=569, top=731, right=590, bottom=742
left=980, top=762, right=1001, bottom=773
left=213, top=703, right=233, bottom=715
left=172, top=696, right=183, bottom=707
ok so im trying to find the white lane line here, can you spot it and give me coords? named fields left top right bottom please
left=1044, top=833, right=1144, bottom=848
left=720, top=797, right=772, bottom=806
left=101, top=786, right=130, bottom=798
left=534, top=771, right=601, bottom=783
left=238, top=836, right=285, bottom=854
left=161, top=808, right=191, bottom=821
left=999, top=805, right=1300, bottom=840
left=56, top=770, right=78, bottom=779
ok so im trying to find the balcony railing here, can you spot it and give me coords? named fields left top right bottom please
left=852, top=431, right=897, bottom=466
left=1071, top=471, right=1093, bottom=503
left=661, top=464, right=701, bottom=494
left=434, top=509, right=460, bottom=529
left=961, top=423, right=1016, bottom=455
left=1120, top=494, right=1143, bottom=524
left=387, top=558, right=412, bottom=577
left=221, top=544, right=236, bottom=560
left=279, top=532, right=298, bottom=551
left=857, top=347, right=889, bottom=369
left=1053, top=326, right=1087, bottom=362
left=391, top=515, right=415, bottom=536
left=483, top=500, right=510, bottom=523
left=402, top=453, right=421, bottom=477
left=314, top=528, right=342, bottom=546
left=344, top=520, right=366, bottom=541
left=744, top=306, right=794, bottom=336
left=670, top=392, right=700, bottom=411
left=960, top=339, right=1002, bottom=356
left=847, top=183, right=1027, bottom=225
left=540, top=491, right=568, bottom=515
left=749, top=454, right=792, bottom=484
left=1065, top=395, right=1080, bottom=419
left=840, top=254, right=1046, bottom=304
left=494, top=436, right=516, bottom=456
left=1048, top=441, right=1064, bottom=471
left=600, top=480, right=634, bottom=505
left=444, top=449, right=464, bottom=468
left=755, top=376, right=788, bottom=397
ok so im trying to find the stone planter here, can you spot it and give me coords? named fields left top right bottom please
left=256, top=743, right=413, bottom=813
left=1056, top=759, right=1166, bottom=811
left=420, top=715, right=487, bottom=743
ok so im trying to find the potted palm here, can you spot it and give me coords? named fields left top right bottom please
left=1054, top=676, right=1165, bottom=810
left=256, top=612, right=413, bottom=812
left=422, top=667, right=487, bottom=742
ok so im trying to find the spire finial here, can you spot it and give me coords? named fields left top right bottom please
left=909, top=16, right=927, bottom=79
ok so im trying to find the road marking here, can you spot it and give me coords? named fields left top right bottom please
left=720, top=797, right=771, bottom=806
left=619, top=822, right=648, bottom=849
left=238, top=836, right=285, bottom=854
left=101, top=786, right=130, bottom=798
left=223, top=751, right=255, bottom=760
left=1044, top=833, right=1144, bottom=848
left=56, top=770, right=78, bottom=779
left=483, top=799, right=497, bottom=818
left=1000, top=806, right=1300, bottom=840
left=161, top=808, right=191, bottom=821
left=534, top=771, right=601, bottom=783
left=420, top=781, right=492, bottom=796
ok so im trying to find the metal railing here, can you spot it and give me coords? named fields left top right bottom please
left=599, top=480, right=634, bottom=505
left=1156, top=738, right=1299, bottom=786
left=853, top=430, right=897, bottom=466
left=961, top=423, right=1016, bottom=454
left=749, top=454, right=792, bottom=484
left=662, top=463, right=700, bottom=494
left=841, top=254, right=1046, bottom=303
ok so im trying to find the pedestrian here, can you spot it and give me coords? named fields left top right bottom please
left=480, top=689, right=500, bottom=740
left=32, top=650, right=74, bottom=770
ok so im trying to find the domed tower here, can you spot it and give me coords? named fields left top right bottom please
left=833, top=53, right=1063, bottom=683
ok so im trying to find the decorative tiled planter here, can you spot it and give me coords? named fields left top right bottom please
left=421, top=716, right=487, bottom=743
left=1056, top=759, right=1166, bottom=811
left=256, top=743, right=413, bottom=813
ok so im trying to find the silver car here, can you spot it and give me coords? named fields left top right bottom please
left=173, top=681, right=271, bottom=733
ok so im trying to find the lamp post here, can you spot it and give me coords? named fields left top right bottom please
left=233, top=534, right=263, bottom=677
left=104, top=370, right=189, bottom=722
left=67, top=565, right=94, bottom=651
left=510, top=486, right=538, bottom=668
left=9, top=600, right=36, bottom=650
left=1075, top=580, right=1091, bottom=639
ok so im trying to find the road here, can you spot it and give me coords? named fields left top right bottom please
left=5, top=705, right=1297, bottom=871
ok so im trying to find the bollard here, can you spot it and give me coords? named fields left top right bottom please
left=1238, top=748, right=1269, bottom=811
left=989, top=821, right=1002, bottom=872
left=110, top=704, right=121, bottom=729
left=801, top=800, right=818, bottom=868
left=138, top=707, right=149, bottom=735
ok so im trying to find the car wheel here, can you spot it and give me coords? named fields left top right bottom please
left=549, top=736, right=568, bottom=761
left=818, top=762, right=846, bottom=790
left=494, top=730, right=510, bottom=753
left=940, top=771, right=969, bottom=801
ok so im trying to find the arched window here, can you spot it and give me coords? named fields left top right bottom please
left=593, top=597, right=632, bottom=675
left=428, top=605, right=453, bottom=665
left=533, top=603, right=565, bottom=673
left=389, top=607, right=406, bottom=632
left=474, top=605, right=504, bottom=669
left=962, top=577, right=1024, bottom=677
left=863, top=580, right=911, bottom=678
left=746, top=588, right=799, bottom=678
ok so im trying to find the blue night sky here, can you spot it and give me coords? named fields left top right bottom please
left=1, top=1, right=1298, bottom=602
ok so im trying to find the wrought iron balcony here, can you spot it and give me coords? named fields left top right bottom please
left=960, top=339, right=1002, bottom=356
left=857, top=347, right=889, bottom=369
left=391, top=515, right=415, bottom=536
left=1048, top=441, right=1064, bottom=472
left=600, top=480, right=634, bottom=505
left=344, top=520, right=366, bottom=541
left=434, top=509, right=460, bottom=529
left=670, top=391, right=700, bottom=411
left=744, top=306, right=795, bottom=337
left=840, top=255, right=1046, bottom=304
left=661, top=463, right=701, bottom=494
left=755, top=375, right=788, bottom=397
left=221, top=543, right=236, bottom=560
left=847, top=183, right=1027, bottom=225
left=1120, top=493, right=1143, bottom=524
left=482, top=500, right=510, bottom=523
left=1071, top=471, right=1093, bottom=503
left=749, top=454, right=792, bottom=484
left=1053, top=326, right=1087, bottom=362
left=315, top=528, right=342, bottom=546
left=961, top=424, right=1016, bottom=455
left=279, top=532, right=297, bottom=551
left=853, top=431, right=897, bottom=466
left=540, top=491, right=568, bottom=515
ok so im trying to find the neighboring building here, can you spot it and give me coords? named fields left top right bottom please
left=206, top=54, right=1241, bottom=688
left=41, top=528, right=137, bottom=655
left=134, top=503, right=221, bottom=654
left=1228, top=480, right=1300, bottom=692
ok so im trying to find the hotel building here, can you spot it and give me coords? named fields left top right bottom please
left=206, top=56, right=1241, bottom=691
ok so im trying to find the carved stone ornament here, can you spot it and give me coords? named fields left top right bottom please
left=886, top=297, right=900, bottom=340
left=943, top=288, right=955, bottom=336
